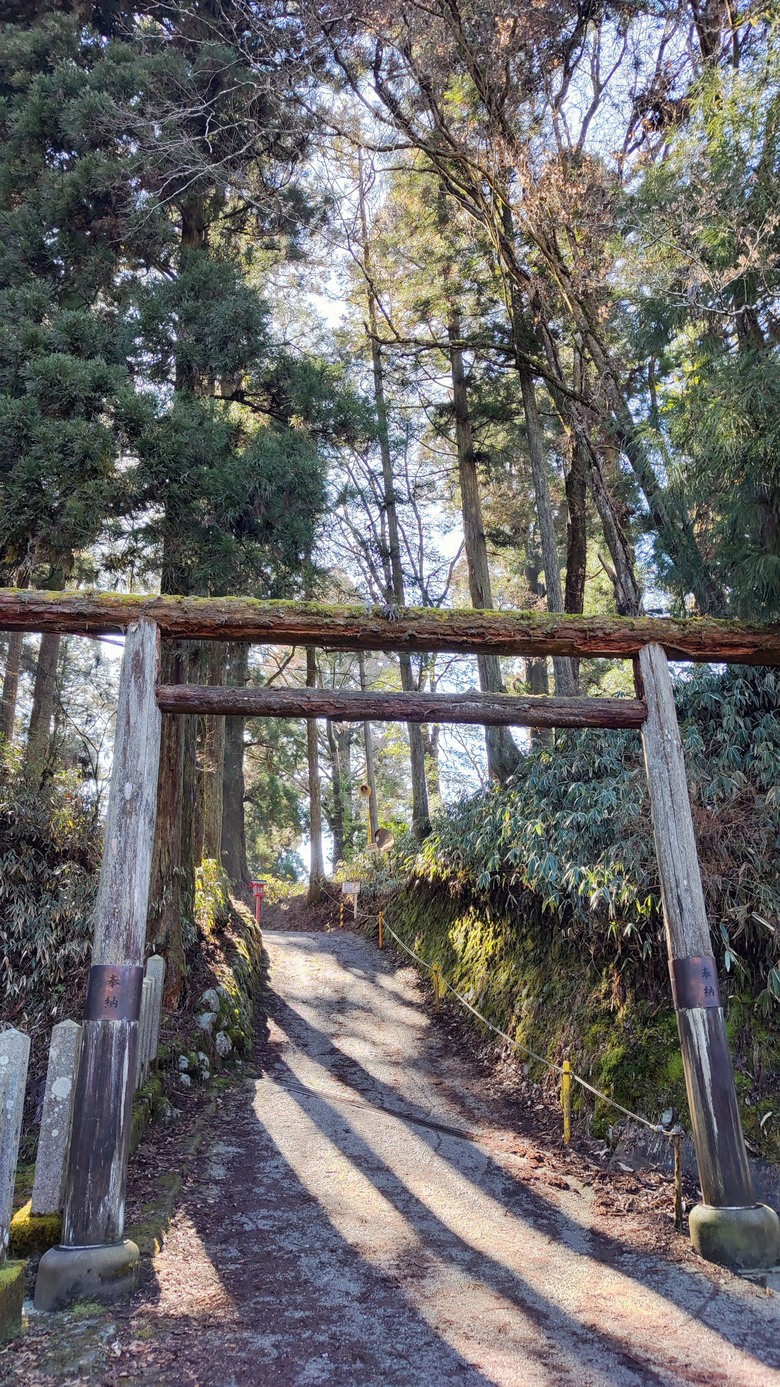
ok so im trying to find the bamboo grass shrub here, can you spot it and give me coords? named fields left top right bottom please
left=0, top=772, right=100, bottom=1019
left=0, top=771, right=101, bottom=1160
left=413, top=666, right=780, bottom=1011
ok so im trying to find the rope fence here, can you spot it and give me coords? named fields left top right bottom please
left=339, top=897, right=686, bottom=1231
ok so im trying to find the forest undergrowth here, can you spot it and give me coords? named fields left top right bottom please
left=0, top=768, right=261, bottom=1161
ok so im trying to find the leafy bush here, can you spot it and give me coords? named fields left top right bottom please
left=414, top=666, right=780, bottom=1010
left=332, top=834, right=411, bottom=901
left=260, top=872, right=308, bottom=904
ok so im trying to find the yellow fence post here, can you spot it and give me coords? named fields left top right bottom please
left=673, top=1130, right=684, bottom=1231
left=339, top=899, right=345, bottom=930
left=562, top=1059, right=572, bottom=1145
left=378, top=912, right=384, bottom=950
left=433, top=963, right=441, bottom=1009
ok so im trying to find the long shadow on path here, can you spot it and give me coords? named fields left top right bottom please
left=257, top=932, right=780, bottom=1375
left=130, top=927, right=779, bottom=1387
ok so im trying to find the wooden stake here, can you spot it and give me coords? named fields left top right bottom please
left=672, top=1130, right=684, bottom=1233
left=562, top=1060, right=572, bottom=1145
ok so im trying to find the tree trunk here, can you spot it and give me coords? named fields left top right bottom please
left=221, top=643, right=249, bottom=886
left=422, top=725, right=441, bottom=800
left=581, top=436, right=643, bottom=615
left=564, top=433, right=588, bottom=689
left=523, top=258, right=643, bottom=617
left=336, top=725, right=355, bottom=856
left=420, top=656, right=441, bottom=801
left=147, top=643, right=186, bottom=1006
left=611, top=393, right=726, bottom=615
left=306, top=648, right=325, bottom=904
left=178, top=669, right=198, bottom=958
left=517, top=363, right=578, bottom=696
left=529, top=230, right=725, bottom=615
left=358, top=653, right=380, bottom=845
left=1, top=631, right=23, bottom=747
left=201, top=643, right=225, bottom=862
left=362, top=724, right=379, bottom=843
left=24, top=633, right=61, bottom=782
left=564, top=441, right=588, bottom=617
left=326, top=719, right=347, bottom=866
left=399, top=655, right=431, bottom=837
left=448, top=314, right=521, bottom=782
left=359, top=152, right=431, bottom=838
left=149, top=193, right=209, bottom=995
left=498, top=196, right=639, bottom=629
left=525, top=558, right=551, bottom=745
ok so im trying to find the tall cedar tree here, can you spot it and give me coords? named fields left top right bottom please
left=0, top=5, right=331, bottom=1001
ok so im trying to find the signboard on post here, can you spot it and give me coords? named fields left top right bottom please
left=341, top=881, right=361, bottom=919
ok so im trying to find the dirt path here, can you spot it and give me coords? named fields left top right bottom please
left=5, top=919, right=780, bottom=1386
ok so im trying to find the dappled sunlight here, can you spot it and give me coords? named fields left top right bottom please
left=256, top=933, right=779, bottom=1384
left=268, top=995, right=460, bottom=1133
left=251, top=1071, right=614, bottom=1387
left=282, top=977, right=430, bottom=1035
left=153, top=1212, right=236, bottom=1320
left=252, top=1056, right=771, bottom=1384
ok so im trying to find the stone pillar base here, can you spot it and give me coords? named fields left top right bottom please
left=0, top=1261, right=25, bottom=1341
left=689, top=1203, right=780, bottom=1270
left=34, top=1239, right=140, bottom=1311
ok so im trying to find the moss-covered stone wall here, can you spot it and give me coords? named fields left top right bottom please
left=382, top=878, right=780, bottom=1160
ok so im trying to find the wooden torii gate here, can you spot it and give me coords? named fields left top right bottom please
left=2, top=590, right=777, bottom=1307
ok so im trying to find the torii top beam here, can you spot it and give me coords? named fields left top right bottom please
left=1, top=589, right=779, bottom=666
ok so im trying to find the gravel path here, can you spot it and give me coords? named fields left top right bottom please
left=5, top=920, right=780, bottom=1386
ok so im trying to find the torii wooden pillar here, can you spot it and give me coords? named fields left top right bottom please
left=35, top=620, right=161, bottom=1309
left=639, top=646, right=778, bottom=1268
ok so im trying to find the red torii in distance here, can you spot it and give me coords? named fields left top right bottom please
left=250, top=880, right=266, bottom=925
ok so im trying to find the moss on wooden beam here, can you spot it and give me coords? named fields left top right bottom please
left=1, top=589, right=779, bottom=665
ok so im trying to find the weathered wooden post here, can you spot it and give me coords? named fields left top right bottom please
left=35, top=619, right=161, bottom=1309
left=639, top=643, right=779, bottom=1268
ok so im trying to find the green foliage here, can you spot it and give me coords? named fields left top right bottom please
left=0, top=772, right=100, bottom=1018
left=133, top=390, right=326, bottom=597
left=9, top=1200, right=61, bottom=1258
left=384, top=879, right=695, bottom=1139
left=335, top=826, right=414, bottom=900
left=627, top=46, right=780, bottom=616
left=415, top=665, right=780, bottom=1003
left=0, top=9, right=332, bottom=595
left=194, top=858, right=232, bottom=937
left=244, top=715, right=307, bottom=879
left=260, top=873, right=305, bottom=903
left=385, top=867, right=779, bottom=1155
left=0, top=16, right=153, bottom=580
